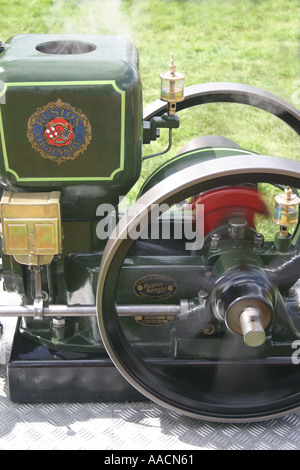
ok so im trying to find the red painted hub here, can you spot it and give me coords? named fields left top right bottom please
left=190, top=186, right=269, bottom=235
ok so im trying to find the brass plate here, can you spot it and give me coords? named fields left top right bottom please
left=0, top=191, right=62, bottom=265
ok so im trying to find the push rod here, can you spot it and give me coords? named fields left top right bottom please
left=0, top=303, right=182, bottom=317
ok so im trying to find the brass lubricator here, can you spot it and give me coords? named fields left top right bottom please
left=0, top=191, right=62, bottom=320
left=143, top=53, right=184, bottom=159
left=273, top=186, right=300, bottom=251
left=0, top=191, right=62, bottom=266
left=160, top=52, right=185, bottom=115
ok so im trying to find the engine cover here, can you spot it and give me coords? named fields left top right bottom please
left=0, top=34, right=143, bottom=219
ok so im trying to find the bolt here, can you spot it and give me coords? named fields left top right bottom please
left=198, top=289, right=208, bottom=305
left=52, top=317, right=65, bottom=328
left=254, top=232, right=264, bottom=249
left=288, top=288, right=296, bottom=297
left=205, top=271, right=213, bottom=278
left=202, top=323, right=215, bottom=335
left=210, top=233, right=220, bottom=249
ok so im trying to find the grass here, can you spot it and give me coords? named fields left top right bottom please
left=0, top=0, right=299, bottom=236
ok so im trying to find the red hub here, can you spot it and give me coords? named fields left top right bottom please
left=190, top=187, right=269, bottom=235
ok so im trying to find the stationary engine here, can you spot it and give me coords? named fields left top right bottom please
left=1, top=34, right=300, bottom=422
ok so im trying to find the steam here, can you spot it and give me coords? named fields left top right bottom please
left=46, top=0, right=134, bottom=40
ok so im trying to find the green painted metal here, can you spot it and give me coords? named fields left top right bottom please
left=137, top=146, right=255, bottom=198
left=0, top=81, right=126, bottom=182
left=0, top=35, right=143, bottom=220
left=274, top=232, right=292, bottom=252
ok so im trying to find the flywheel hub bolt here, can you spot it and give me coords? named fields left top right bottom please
left=210, top=233, right=220, bottom=249
left=254, top=232, right=264, bottom=249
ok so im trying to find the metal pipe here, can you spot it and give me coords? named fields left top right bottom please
left=117, top=304, right=181, bottom=316
left=0, top=303, right=182, bottom=317
left=142, top=128, right=173, bottom=161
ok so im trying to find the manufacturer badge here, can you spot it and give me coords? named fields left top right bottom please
left=27, top=99, right=92, bottom=164
left=133, top=275, right=177, bottom=301
left=135, top=315, right=175, bottom=327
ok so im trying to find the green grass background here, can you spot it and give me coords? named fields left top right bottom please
left=0, top=0, right=299, bottom=235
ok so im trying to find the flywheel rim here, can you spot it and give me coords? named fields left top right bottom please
left=97, top=155, right=300, bottom=422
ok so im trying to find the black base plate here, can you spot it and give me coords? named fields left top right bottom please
left=7, top=321, right=146, bottom=403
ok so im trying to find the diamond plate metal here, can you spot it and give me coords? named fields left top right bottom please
left=1, top=314, right=300, bottom=450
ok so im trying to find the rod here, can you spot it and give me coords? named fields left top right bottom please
left=0, top=303, right=182, bottom=317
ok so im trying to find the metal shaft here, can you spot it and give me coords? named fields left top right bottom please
left=0, top=304, right=181, bottom=317
left=239, top=307, right=266, bottom=347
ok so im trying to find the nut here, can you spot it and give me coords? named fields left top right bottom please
left=52, top=317, right=65, bottom=328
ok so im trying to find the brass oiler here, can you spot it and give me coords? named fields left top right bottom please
left=160, top=53, right=185, bottom=115
left=273, top=186, right=300, bottom=238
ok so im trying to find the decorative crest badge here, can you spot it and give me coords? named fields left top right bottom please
left=27, top=99, right=92, bottom=164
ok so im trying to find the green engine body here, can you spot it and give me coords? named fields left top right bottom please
left=0, top=34, right=143, bottom=220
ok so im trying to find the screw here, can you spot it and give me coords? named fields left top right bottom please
left=202, top=323, right=215, bottom=335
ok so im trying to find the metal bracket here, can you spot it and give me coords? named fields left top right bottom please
left=33, top=267, right=44, bottom=320
left=142, top=113, right=180, bottom=160
left=143, top=112, right=180, bottom=144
